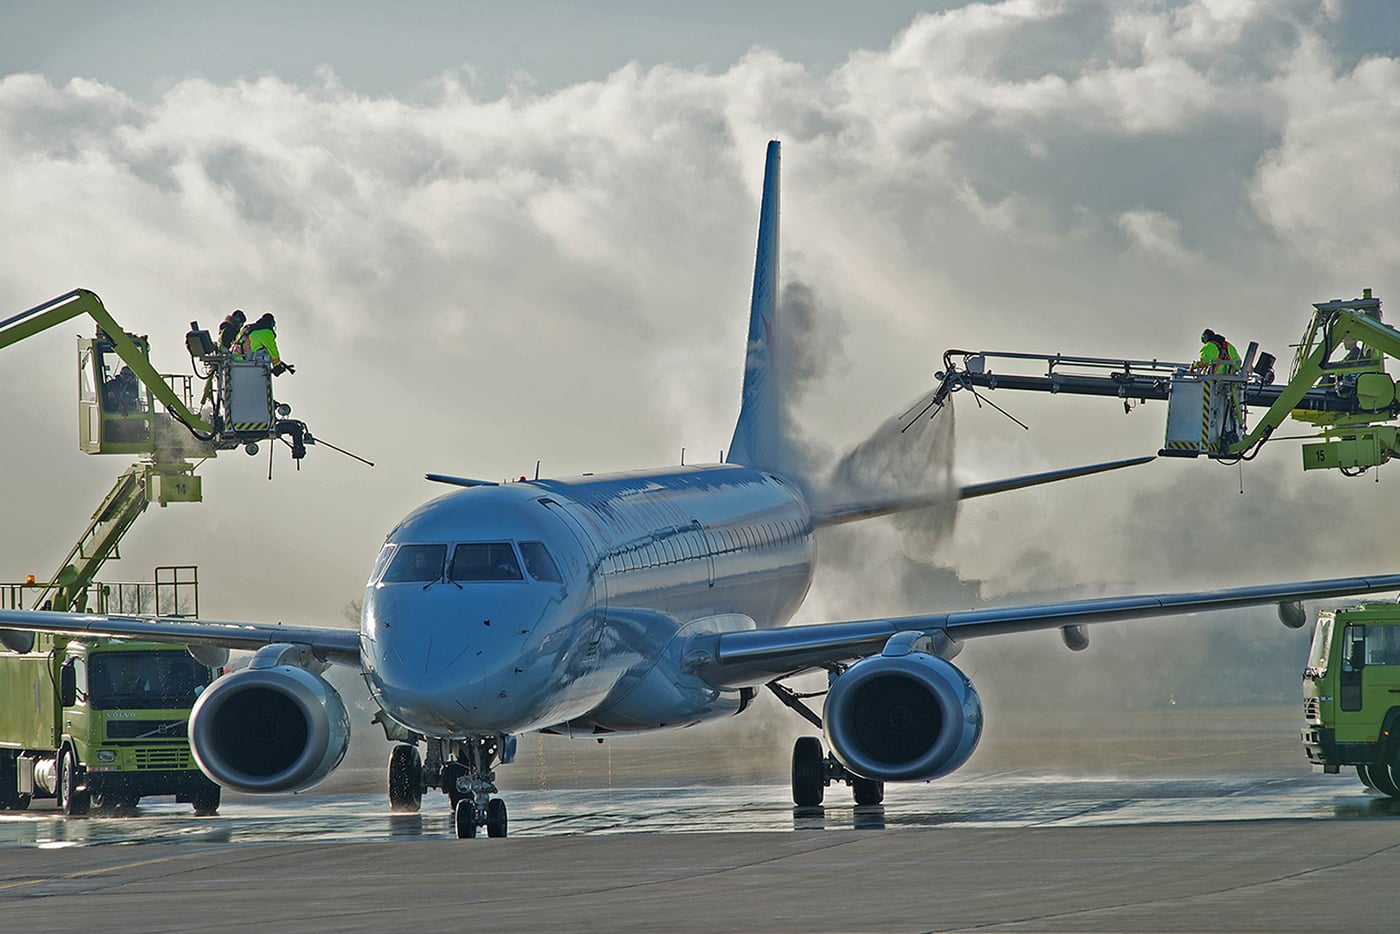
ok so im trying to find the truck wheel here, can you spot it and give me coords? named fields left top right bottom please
left=0, top=752, right=30, bottom=811
left=1358, top=764, right=1379, bottom=790
left=1367, top=759, right=1400, bottom=797
left=58, top=749, right=91, bottom=816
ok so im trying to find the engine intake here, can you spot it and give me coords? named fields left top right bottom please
left=189, top=665, right=351, bottom=793
left=824, top=652, right=982, bottom=782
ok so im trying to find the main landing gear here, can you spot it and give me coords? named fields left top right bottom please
left=791, top=735, right=884, bottom=808
left=388, top=735, right=512, bottom=838
left=768, top=676, right=885, bottom=809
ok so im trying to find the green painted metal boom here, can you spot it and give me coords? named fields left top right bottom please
left=0, top=289, right=215, bottom=434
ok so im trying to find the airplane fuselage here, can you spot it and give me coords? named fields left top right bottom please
left=361, top=464, right=815, bottom=739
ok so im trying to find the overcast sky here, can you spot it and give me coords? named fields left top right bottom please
left=2, top=0, right=1399, bottom=658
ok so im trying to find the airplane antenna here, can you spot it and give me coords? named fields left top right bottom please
left=535, top=460, right=540, bottom=481
left=680, top=447, right=686, bottom=466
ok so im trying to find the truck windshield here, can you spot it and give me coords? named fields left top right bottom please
left=1367, top=626, right=1400, bottom=665
left=88, top=652, right=211, bottom=710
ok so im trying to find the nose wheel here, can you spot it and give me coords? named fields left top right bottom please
left=486, top=797, right=508, bottom=837
left=454, top=797, right=478, bottom=838
left=452, top=795, right=508, bottom=839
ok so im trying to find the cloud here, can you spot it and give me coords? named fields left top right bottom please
left=1251, top=39, right=1400, bottom=272
left=1118, top=209, right=1200, bottom=263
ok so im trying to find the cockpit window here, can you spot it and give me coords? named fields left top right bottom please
left=519, top=541, right=562, bottom=582
left=368, top=544, right=397, bottom=583
left=451, top=542, right=523, bottom=582
left=382, top=544, right=447, bottom=583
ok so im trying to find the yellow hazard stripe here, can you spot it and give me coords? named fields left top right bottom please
left=231, top=421, right=271, bottom=431
left=1201, top=381, right=1211, bottom=448
left=1164, top=440, right=1197, bottom=451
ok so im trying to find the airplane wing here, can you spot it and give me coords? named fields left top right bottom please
left=812, top=455, right=1155, bottom=526
left=695, top=572, right=1400, bottom=686
left=0, top=609, right=360, bottom=666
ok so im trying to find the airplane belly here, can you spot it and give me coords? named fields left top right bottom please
left=569, top=611, right=760, bottom=733
left=584, top=655, right=750, bottom=732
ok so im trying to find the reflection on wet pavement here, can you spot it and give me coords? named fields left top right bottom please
left=3, top=772, right=1399, bottom=847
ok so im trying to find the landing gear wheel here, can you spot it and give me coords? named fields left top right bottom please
left=851, top=776, right=885, bottom=806
left=454, top=797, right=478, bottom=839
left=443, top=762, right=466, bottom=810
left=1358, top=764, right=1378, bottom=791
left=58, top=749, right=90, bottom=816
left=486, top=797, right=508, bottom=838
left=792, top=736, right=826, bottom=807
left=192, top=788, right=221, bottom=816
left=388, top=744, right=424, bottom=813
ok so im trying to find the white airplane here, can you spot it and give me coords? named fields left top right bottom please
left=5, top=141, right=1400, bottom=839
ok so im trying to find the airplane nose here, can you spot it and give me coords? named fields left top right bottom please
left=363, top=589, right=525, bottom=733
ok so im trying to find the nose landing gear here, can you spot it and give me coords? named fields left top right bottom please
left=452, top=794, right=509, bottom=839
left=430, top=734, right=513, bottom=839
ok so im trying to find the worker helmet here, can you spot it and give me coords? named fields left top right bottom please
left=1201, top=328, right=1216, bottom=343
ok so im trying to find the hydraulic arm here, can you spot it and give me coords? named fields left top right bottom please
left=1, top=289, right=320, bottom=459
left=22, top=464, right=154, bottom=615
left=925, top=290, right=1400, bottom=474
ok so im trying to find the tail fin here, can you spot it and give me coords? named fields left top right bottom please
left=727, top=140, right=782, bottom=469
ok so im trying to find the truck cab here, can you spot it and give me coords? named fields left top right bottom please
left=0, top=634, right=222, bottom=814
left=1301, top=604, right=1400, bottom=796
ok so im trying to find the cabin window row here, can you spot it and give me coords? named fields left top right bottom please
left=602, top=518, right=806, bottom=574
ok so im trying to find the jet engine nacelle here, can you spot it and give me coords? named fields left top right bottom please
left=823, top=652, right=983, bottom=783
left=189, top=665, right=351, bottom=793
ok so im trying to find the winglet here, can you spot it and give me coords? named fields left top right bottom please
left=726, top=140, right=781, bottom=469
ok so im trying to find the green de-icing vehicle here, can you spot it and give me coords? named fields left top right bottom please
left=1302, top=604, right=1400, bottom=797
left=0, top=287, right=335, bottom=817
left=0, top=632, right=222, bottom=815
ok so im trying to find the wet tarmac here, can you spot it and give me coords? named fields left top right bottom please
left=4, top=768, right=1398, bottom=847
left=4, top=768, right=1400, bottom=932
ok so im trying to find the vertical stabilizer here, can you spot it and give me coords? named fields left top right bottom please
left=727, top=140, right=781, bottom=469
